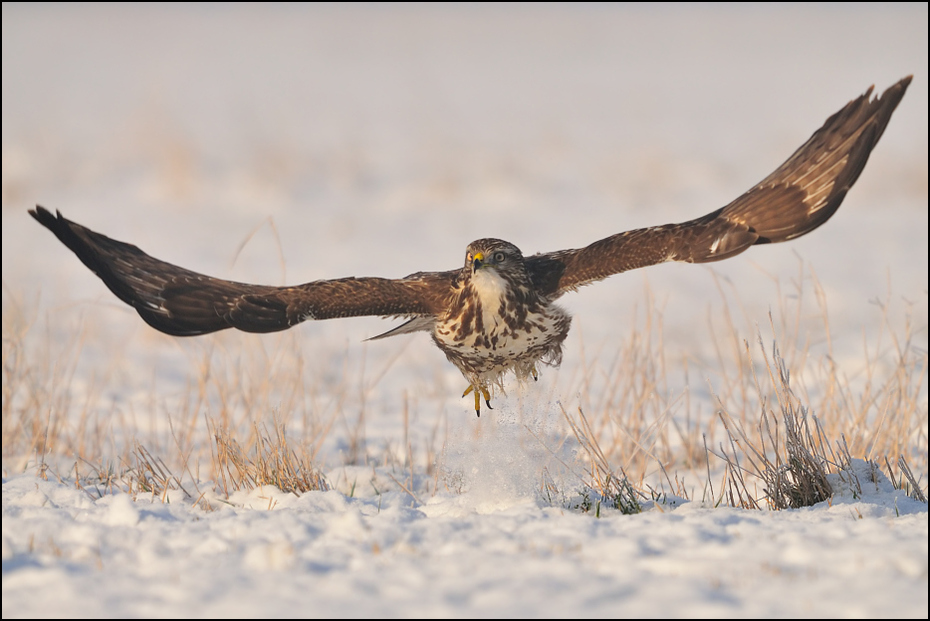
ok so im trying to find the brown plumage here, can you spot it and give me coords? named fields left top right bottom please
left=30, top=77, right=911, bottom=415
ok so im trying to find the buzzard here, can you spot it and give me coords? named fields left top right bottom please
left=30, top=77, right=911, bottom=415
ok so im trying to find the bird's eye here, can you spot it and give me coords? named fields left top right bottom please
left=493, top=252, right=505, bottom=263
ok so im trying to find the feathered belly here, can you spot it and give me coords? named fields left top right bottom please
left=433, top=305, right=571, bottom=386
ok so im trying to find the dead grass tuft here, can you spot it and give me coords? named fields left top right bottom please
left=706, top=326, right=927, bottom=509
left=125, top=441, right=193, bottom=502
left=211, top=418, right=329, bottom=497
left=709, top=335, right=834, bottom=509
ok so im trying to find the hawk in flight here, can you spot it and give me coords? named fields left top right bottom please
left=31, top=77, right=911, bottom=415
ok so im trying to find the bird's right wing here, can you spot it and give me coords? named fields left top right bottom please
left=30, top=206, right=454, bottom=337
left=526, top=76, right=912, bottom=299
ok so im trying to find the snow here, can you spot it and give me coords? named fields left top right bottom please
left=2, top=467, right=927, bottom=618
left=2, top=4, right=928, bottom=618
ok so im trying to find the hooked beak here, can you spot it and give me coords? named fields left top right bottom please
left=472, top=252, right=485, bottom=272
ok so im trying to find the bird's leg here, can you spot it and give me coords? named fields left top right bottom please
left=462, top=385, right=479, bottom=416
left=531, top=365, right=538, bottom=381
left=462, top=385, right=493, bottom=417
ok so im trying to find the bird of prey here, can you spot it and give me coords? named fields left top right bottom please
left=30, top=77, right=911, bottom=416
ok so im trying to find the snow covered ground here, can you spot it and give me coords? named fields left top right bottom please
left=2, top=468, right=925, bottom=618
left=2, top=4, right=927, bottom=617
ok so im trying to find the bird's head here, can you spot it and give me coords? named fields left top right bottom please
left=464, top=239, right=524, bottom=275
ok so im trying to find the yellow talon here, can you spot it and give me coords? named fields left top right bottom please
left=463, top=384, right=493, bottom=417
left=531, top=366, right=538, bottom=381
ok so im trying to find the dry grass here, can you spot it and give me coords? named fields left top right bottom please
left=2, top=264, right=926, bottom=510
left=695, top=278, right=928, bottom=509
left=125, top=441, right=194, bottom=501
left=707, top=333, right=928, bottom=509
left=559, top=403, right=646, bottom=514
left=709, top=335, right=841, bottom=509
left=550, top=265, right=926, bottom=510
left=212, top=418, right=328, bottom=496
left=890, top=456, right=928, bottom=503
left=2, top=290, right=106, bottom=468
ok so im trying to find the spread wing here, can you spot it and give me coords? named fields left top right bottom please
left=29, top=206, right=454, bottom=337
left=526, top=76, right=912, bottom=299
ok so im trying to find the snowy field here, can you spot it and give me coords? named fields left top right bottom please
left=2, top=4, right=928, bottom=618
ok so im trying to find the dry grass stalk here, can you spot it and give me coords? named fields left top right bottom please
left=2, top=296, right=89, bottom=465
left=708, top=334, right=835, bottom=509
left=565, top=284, right=695, bottom=486
left=560, top=404, right=645, bottom=514
left=897, top=456, right=927, bottom=502
left=125, top=441, right=192, bottom=501
left=211, top=418, right=328, bottom=497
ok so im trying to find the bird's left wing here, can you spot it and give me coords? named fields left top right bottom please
left=526, top=76, right=911, bottom=299
left=29, top=206, right=453, bottom=337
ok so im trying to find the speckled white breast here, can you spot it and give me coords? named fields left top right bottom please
left=433, top=269, right=571, bottom=386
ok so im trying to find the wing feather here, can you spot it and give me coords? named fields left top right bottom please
left=527, top=76, right=911, bottom=298
left=29, top=207, right=453, bottom=337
